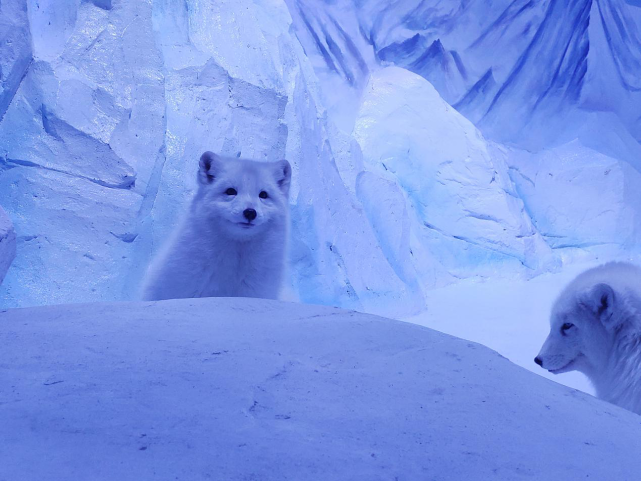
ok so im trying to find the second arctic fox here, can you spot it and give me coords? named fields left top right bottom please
left=141, top=151, right=291, bottom=301
left=535, top=262, right=641, bottom=414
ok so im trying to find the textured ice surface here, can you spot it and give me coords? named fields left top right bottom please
left=306, top=0, right=641, bottom=149
left=508, top=140, right=641, bottom=260
left=3, top=298, right=641, bottom=480
left=354, top=68, right=555, bottom=278
left=0, top=206, right=16, bottom=285
left=1, top=1, right=641, bottom=312
left=0, top=1, right=31, bottom=121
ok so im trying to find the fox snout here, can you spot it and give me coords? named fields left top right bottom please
left=243, top=208, right=257, bottom=221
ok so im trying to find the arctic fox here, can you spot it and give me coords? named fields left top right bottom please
left=141, top=151, right=291, bottom=301
left=535, top=262, right=641, bottom=414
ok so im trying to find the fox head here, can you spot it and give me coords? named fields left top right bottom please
left=194, top=151, right=291, bottom=239
left=535, top=283, right=620, bottom=377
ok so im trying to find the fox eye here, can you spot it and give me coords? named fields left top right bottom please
left=561, top=322, right=574, bottom=334
left=225, top=188, right=237, bottom=196
left=259, top=191, right=269, bottom=199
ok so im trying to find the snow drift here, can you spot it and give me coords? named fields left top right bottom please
left=2, top=298, right=641, bottom=480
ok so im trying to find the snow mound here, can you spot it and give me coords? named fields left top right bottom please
left=0, top=205, right=16, bottom=284
left=2, top=299, right=641, bottom=480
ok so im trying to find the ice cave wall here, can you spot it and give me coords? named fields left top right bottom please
left=1, top=0, right=640, bottom=313
left=0, top=205, right=16, bottom=285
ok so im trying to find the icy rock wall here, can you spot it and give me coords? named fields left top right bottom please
left=508, top=140, right=641, bottom=260
left=0, top=1, right=161, bottom=307
left=291, top=0, right=641, bottom=149
left=1, top=0, right=639, bottom=312
left=0, top=206, right=16, bottom=285
left=150, top=0, right=424, bottom=314
left=0, top=1, right=32, bottom=121
left=354, top=68, right=555, bottom=278
left=286, top=0, right=641, bottom=267
left=0, top=0, right=428, bottom=314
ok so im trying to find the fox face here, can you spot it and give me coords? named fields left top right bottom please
left=535, top=283, right=617, bottom=377
left=195, top=151, right=291, bottom=239
left=536, top=308, right=588, bottom=375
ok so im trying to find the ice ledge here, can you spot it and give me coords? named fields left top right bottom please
left=2, top=298, right=640, bottom=479
left=0, top=205, right=16, bottom=285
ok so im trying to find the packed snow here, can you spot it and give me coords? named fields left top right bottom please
left=407, top=262, right=601, bottom=395
left=3, top=298, right=641, bottom=480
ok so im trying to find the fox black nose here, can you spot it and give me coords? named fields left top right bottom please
left=243, top=208, right=257, bottom=221
left=534, top=357, right=543, bottom=366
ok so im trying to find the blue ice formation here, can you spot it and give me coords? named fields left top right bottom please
left=1, top=0, right=640, bottom=313
left=292, top=0, right=641, bottom=148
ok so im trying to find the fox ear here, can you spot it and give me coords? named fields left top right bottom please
left=580, top=283, right=616, bottom=327
left=198, top=151, right=223, bottom=185
left=274, top=159, right=291, bottom=195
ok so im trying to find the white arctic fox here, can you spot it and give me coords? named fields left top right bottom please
left=535, top=262, right=641, bottom=414
left=141, top=151, right=291, bottom=301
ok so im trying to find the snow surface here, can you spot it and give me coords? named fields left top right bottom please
left=2, top=1, right=641, bottom=312
left=3, top=298, right=641, bottom=480
left=406, top=262, right=604, bottom=396
left=0, top=205, right=16, bottom=285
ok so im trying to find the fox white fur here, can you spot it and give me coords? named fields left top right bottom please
left=141, top=151, right=291, bottom=301
left=536, top=262, right=641, bottom=414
